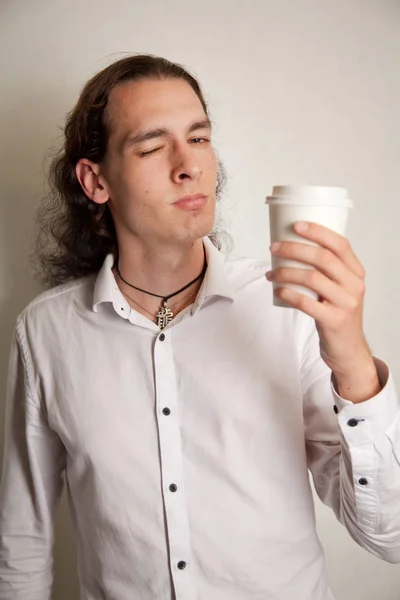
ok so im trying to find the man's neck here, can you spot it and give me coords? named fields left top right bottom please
left=112, top=237, right=207, bottom=321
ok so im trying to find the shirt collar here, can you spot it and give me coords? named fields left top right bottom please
left=92, top=236, right=235, bottom=314
left=92, top=253, right=128, bottom=314
left=191, top=236, right=235, bottom=315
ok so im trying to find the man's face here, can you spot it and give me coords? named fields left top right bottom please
left=100, top=77, right=218, bottom=249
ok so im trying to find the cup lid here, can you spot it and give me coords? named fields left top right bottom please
left=265, top=185, right=353, bottom=208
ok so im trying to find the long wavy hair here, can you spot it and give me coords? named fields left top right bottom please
left=31, top=54, right=229, bottom=288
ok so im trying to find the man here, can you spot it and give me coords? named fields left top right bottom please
left=0, top=54, right=399, bottom=600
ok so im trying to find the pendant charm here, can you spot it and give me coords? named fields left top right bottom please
left=156, top=301, right=173, bottom=330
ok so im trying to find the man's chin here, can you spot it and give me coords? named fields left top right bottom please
left=186, top=214, right=215, bottom=241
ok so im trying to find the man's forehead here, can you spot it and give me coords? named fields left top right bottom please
left=105, top=78, right=205, bottom=132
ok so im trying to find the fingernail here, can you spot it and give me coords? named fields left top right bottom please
left=295, top=222, right=309, bottom=232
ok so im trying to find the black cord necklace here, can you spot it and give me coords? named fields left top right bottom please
left=116, top=245, right=207, bottom=329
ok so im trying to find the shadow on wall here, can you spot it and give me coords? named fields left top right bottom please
left=0, top=90, right=80, bottom=599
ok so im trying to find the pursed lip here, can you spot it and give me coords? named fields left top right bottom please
left=173, top=194, right=208, bottom=209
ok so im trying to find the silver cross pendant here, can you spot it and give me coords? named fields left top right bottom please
left=156, top=301, right=174, bottom=330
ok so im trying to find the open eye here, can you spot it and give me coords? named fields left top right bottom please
left=189, top=137, right=209, bottom=144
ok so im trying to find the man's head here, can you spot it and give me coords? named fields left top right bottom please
left=76, top=76, right=217, bottom=250
left=34, top=55, right=227, bottom=286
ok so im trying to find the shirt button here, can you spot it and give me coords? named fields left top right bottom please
left=347, top=418, right=359, bottom=427
left=159, top=333, right=165, bottom=341
left=358, top=478, right=368, bottom=485
left=177, top=561, right=187, bottom=570
left=169, top=483, right=178, bottom=492
left=333, top=405, right=339, bottom=414
left=162, top=407, right=171, bottom=416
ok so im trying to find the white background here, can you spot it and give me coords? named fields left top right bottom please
left=0, top=1, right=399, bottom=598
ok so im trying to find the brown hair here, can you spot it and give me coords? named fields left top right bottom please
left=32, top=54, right=228, bottom=288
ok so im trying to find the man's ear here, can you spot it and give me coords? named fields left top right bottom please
left=75, top=159, right=110, bottom=205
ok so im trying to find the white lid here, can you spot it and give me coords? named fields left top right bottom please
left=265, top=185, right=353, bottom=208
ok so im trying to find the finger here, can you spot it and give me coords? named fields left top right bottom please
left=270, top=242, right=364, bottom=296
left=267, top=267, right=359, bottom=310
left=294, top=222, right=365, bottom=280
left=273, top=285, right=335, bottom=322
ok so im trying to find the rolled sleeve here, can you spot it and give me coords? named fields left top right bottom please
left=332, top=358, right=399, bottom=445
left=330, top=357, right=400, bottom=559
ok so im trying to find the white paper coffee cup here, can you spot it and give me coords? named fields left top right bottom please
left=265, top=185, right=354, bottom=308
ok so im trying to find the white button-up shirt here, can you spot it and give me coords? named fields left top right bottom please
left=1, top=237, right=399, bottom=600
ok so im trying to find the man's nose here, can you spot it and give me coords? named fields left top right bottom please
left=171, top=143, right=202, bottom=183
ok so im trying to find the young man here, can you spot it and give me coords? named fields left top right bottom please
left=0, top=55, right=399, bottom=600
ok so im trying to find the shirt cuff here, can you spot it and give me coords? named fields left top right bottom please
left=331, top=357, right=400, bottom=446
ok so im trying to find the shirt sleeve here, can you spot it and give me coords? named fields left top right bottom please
left=299, top=315, right=400, bottom=564
left=0, top=320, right=66, bottom=599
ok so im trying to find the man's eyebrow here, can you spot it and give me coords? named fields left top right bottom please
left=187, top=119, right=212, bottom=134
left=123, top=119, right=212, bottom=148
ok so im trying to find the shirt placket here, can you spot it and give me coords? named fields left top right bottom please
left=153, top=331, right=197, bottom=600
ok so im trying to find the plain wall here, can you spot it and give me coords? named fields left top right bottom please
left=0, top=1, right=399, bottom=598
